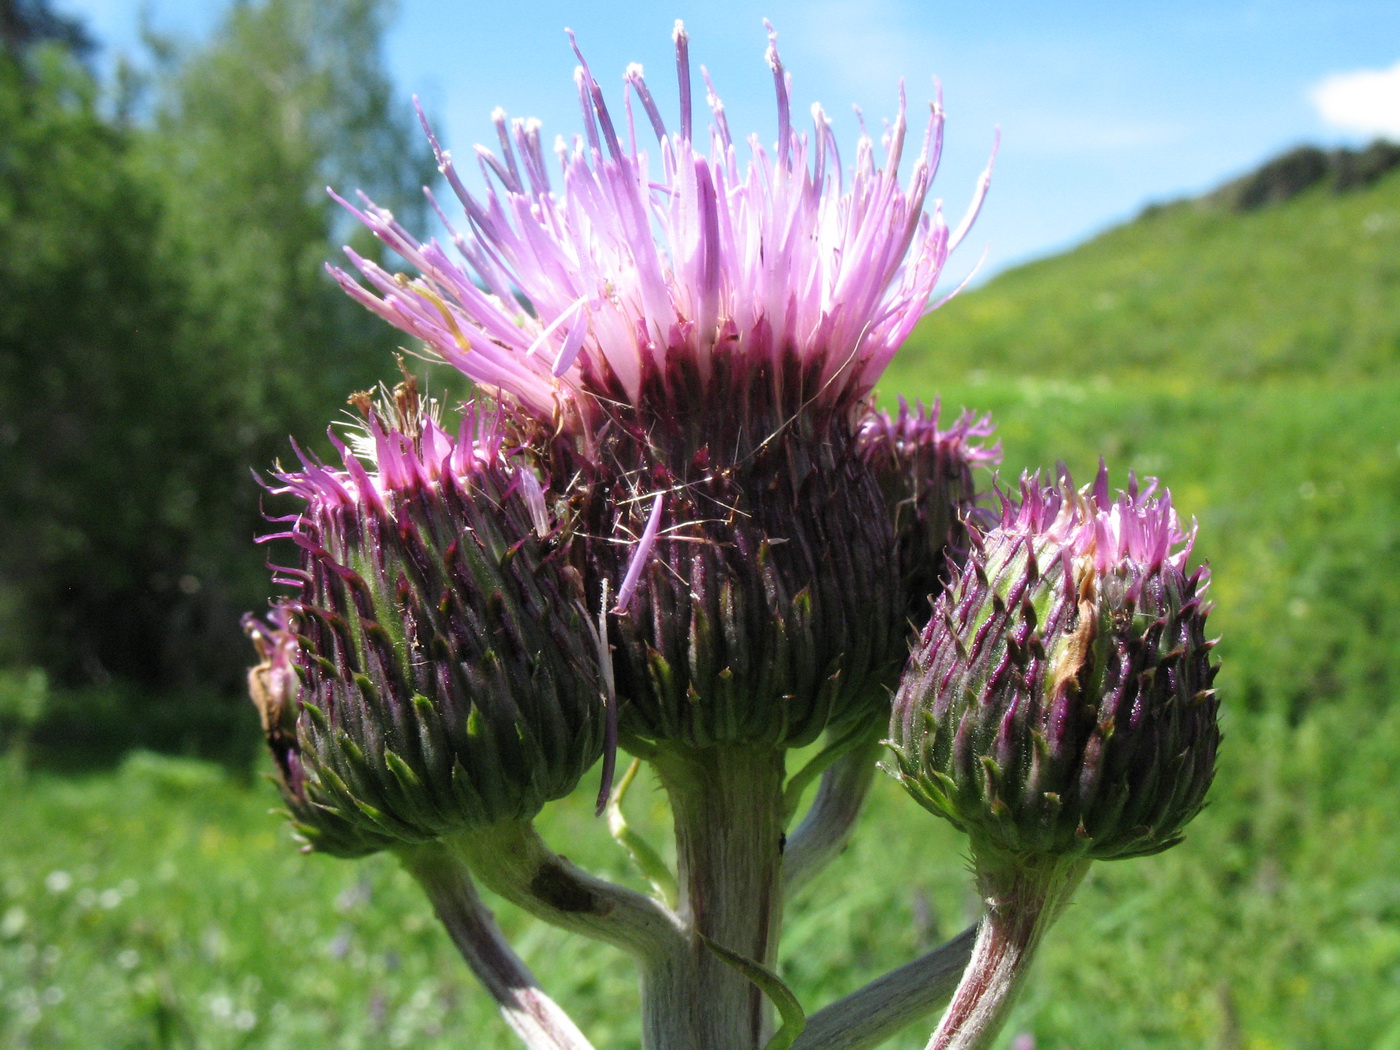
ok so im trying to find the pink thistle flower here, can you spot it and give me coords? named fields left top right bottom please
left=859, top=398, right=1001, bottom=624
left=311, top=25, right=994, bottom=752
left=254, top=384, right=612, bottom=846
left=890, top=463, right=1220, bottom=862
left=993, top=462, right=1197, bottom=581
left=329, top=22, right=990, bottom=430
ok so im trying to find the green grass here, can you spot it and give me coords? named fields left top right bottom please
left=6, top=688, right=1400, bottom=1048
left=5, top=388, right=1399, bottom=1047
left=7, top=363, right=1400, bottom=1050
left=0, top=754, right=639, bottom=1050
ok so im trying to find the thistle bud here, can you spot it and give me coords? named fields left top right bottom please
left=890, top=465, right=1220, bottom=861
left=253, top=388, right=606, bottom=850
left=859, top=399, right=1000, bottom=628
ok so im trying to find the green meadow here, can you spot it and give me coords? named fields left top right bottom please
left=5, top=163, right=1400, bottom=1048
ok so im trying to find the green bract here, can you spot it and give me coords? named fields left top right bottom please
left=578, top=355, right=904, bottom=750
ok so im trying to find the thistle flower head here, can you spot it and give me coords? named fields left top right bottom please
left=859, top=398, right=1000, bottom=625
left=252, top=382, right=608, bottom=847
left=314, top=27, right=990, bottom=755
left=331, top=22, right=988, bottom=431
left=890, top=464, right=1220, bottom=861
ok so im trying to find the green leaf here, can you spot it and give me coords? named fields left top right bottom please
left=697, top=934, right=806, bottom=1050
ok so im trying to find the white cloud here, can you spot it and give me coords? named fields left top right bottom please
left=1310, top=59, right=1400, bottom=138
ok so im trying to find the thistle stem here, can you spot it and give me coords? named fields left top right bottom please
left=648, top=743, right=789, bottom=1050
left=791, top=925, right=976, bottom=1050
left=449, top=822, right=686, bottom=963
left=400, top=843, right=596, bottom=1050
left=924, top=852, right=1090, bottom=1050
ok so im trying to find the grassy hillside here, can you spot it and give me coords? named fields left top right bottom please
left=886, top=155, right=1400, bottom=388
left=5, top=150, right=1399, bottom=1049
left=874, top=151, right=1400, bottom=1044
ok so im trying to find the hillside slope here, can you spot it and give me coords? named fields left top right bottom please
left=862, top=149, right=1400, bottom=1044
left=887, top=146, right=1400, bottom=388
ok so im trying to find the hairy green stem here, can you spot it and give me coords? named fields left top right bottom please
left=649, top=743, right=789, bottom=1050
left=924, top=852, right=1090, bottom=1050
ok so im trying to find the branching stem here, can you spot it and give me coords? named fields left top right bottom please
left=449, top=821, right=686, bottom=962
left=400, top=843, right=596, bottom=1050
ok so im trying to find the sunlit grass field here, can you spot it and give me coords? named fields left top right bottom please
left=6, top=170, right=1400, bottom=1048
left=5, top=369, right=1399, bottom=1049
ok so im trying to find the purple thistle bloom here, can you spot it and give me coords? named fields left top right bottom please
left=255, top=384, right=610, bottom=848
left=990, top=464, right=1196, bottom=581
left=263, top=26, right=993, bottom=756
left=890, top=464, right=1220, bottom=861
left=859, top=398, right=1001, bottom=627
left=329, top=21, right=989, bottom=430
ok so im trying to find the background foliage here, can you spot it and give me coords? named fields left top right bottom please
left=0, top=0, right=434, bottom=758
left=2, top=1, right=1398, bottom=1046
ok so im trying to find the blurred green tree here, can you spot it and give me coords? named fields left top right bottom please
left=0, top=0, right=92, bottom=62
left=0, top=0, right=436, bottom=749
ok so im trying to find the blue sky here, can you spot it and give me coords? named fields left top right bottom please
left=63, top=0, right=1400, bottom=284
